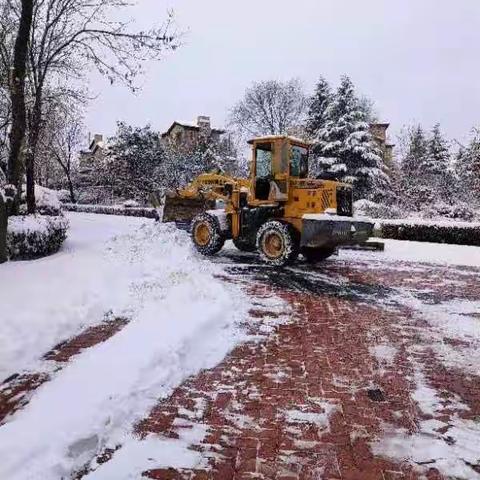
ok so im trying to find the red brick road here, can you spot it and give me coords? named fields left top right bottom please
left=136, top=253, right=480, bottom=480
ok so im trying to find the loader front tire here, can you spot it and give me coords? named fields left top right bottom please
left=256, top=220, right=299, bottom=267
left=191, top=213, right=225, bottom=256
left=301, top=247, right=336, bottom=263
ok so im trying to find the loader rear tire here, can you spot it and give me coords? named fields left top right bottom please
left=233, top=237, right=256, bottom=252
left=191, top=213, right=225, bottom=256
left=256, top=220, right=299, bottom=267
left=301, top=247, right=336, bottom=263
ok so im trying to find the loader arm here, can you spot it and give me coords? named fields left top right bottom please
left=177, top=173, right=238, bottom=202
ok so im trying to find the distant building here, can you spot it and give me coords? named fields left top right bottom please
left=370, top=123, right=395, bottom=167
left=161, top=116, right=226, bottom=150
left=79, top=134, right=106, bottom=172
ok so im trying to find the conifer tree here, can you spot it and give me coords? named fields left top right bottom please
left=305, top=76, right=331, bottom=136
left=457, top=129, right=480, bottom=206
left=313, top=76, right=390, bottom=200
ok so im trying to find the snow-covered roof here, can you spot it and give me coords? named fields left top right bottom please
left=162, top=121, right=226, bottom=138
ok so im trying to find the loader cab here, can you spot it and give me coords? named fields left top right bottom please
left=248, top=136, right=310, bottom=203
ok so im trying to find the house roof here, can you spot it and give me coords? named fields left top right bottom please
left=161, top=121, right=226, bottom=138
left=247, top=135, right=311, bottom=147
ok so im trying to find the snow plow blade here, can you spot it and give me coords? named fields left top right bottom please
left=161, top=193, right=215, bottom=229
left=301, top=215, right=374, bottom=249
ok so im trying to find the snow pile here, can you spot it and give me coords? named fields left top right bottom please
left=0, top=213, right=253, bottom=479
left=7, top=214, right=69, bottom=260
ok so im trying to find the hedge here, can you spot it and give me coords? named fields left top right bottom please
left=63, top=203, right=159, bottom=219
left=378, top=219, right=480, bottom=246
left=7, top=215, right=69, bottom=260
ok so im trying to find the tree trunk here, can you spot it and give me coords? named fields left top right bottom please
left=26, top=91, right=43, bottom=214
left=0, top=193, right=7, bottom=263
left=67, top=176, right=76, bottom=203
left=7, top=0, right=34, bottom=215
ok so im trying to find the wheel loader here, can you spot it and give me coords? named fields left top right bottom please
left=166, top=135, right=373, bottom=266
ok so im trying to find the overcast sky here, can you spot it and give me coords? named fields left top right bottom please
left=86, top=0, right=480, bottom=146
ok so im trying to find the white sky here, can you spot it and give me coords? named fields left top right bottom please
left=86, top=0, right=480, bottom=146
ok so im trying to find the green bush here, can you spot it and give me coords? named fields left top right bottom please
left=380, top=220, right=480, bottom=246
left=7, top=215, right=69, bottom=260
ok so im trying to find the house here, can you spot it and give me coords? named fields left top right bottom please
left=79, top=134, right=106, bottom=172
left=161, top=116, right=226, bottom=150
left=369, top=123, right=395, bottom=167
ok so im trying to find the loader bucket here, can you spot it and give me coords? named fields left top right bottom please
left=161, top=193, right=215, bottom=230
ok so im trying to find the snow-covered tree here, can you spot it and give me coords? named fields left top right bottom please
left=229, top=79, right=307, bottom=137
left=312, top=76, right=390, bottom=201
left=426, top=123, right=450, bottom=175
left=457, top=129, right=480, bottom=206
left=98, top=123, right=167, bottom=202
left=305, top=76, right=331, bottom=137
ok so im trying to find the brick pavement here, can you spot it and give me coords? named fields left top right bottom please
left=134, top=255, right=480, bottom=480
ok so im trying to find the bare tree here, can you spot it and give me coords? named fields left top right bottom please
left=1, top=0, right=180, bottom=213
left=7, top=0, right=34, bottom=214
left=0, top=1, right=15, bottom=173
left=229, top=79, right=307, bottom=138
left=37, top=99, right=84, bottom=202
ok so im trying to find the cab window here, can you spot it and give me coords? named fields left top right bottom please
left=255, top=143, right=272, bottom=178
left=290, top=146, right=308, bottom=178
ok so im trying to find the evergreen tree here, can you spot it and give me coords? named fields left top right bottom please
left=425, top=123, right=454, bottom=203
left=399, top=125, right=432, bottom=208
left=457, top=129, right=480, bottom=206
left=313, top=76, right=390, bottom=200
left=305, top=76, right=331, bottom=136
left=426, top=123, right=450, bottom=175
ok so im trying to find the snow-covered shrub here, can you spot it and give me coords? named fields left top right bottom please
left=380, top=219, right=480, bottom=246
left=7, top=215, right=69, bottom=260
left=19, top=185, right=62, bottom=216
left=123, top=199, right=140, bottom=208
left=354, top=199, right=403, bottom=219
left=56, top=189, right=72, bottom=203
left=422, top=202, right=477, bottom=222
left=63, top=203, right=158, bottom=219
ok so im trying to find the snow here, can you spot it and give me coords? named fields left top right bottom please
left=303, top=213, right=370, bottom=222
left=372, top=367, right=480, bottom=479
left=86, top=425, right=208, bottom=480
left=0, top=213, right=146, bottom=380
left=284, top=401, right=339, bottom=434
left=34, top=185, right=61, bottom=213
left=369, top=343, right=397, bottom=368
left=379, top=217, right=480, bottom=229
left=7, top=214, right=52, bottom=235
left=340, top=238, right=480, bottom=268
left=0, top=212, right=254, bottom=480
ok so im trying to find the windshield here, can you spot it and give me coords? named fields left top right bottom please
left=290, top=145, right=308, bottom=178
left=255, top=143, right=272, bottom=178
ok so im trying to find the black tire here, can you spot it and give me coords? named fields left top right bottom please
left=301, top=247, right=336, bottom=263
left=190, top=213, right=225, bottom=256
left=256, top=220, right=300, bottom=266
left=233, top=237, right=256, bottom=252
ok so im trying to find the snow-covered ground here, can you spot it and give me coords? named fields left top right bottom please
left=0, top=213, right=255, bottom=480
left=340, top=238, right=480, bottom=268
left=1, top=213, right=479, bottom=479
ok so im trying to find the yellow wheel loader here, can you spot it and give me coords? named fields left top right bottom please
left=168, top=135, right=373, bottom=266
